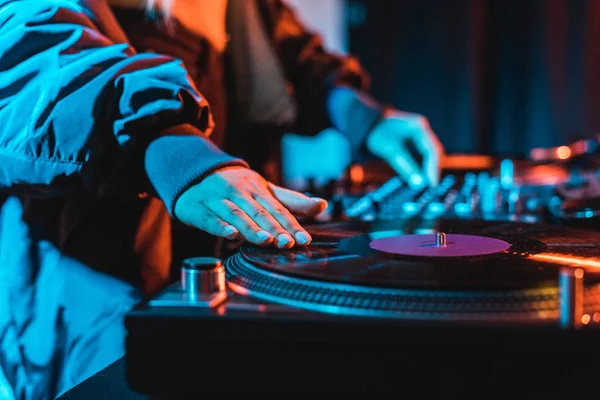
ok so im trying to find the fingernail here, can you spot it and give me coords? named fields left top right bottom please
left=311, top=197, right=325, bottom=203
left=256, top=230, right=272, bottom=242
left=410, top=174, right=424, bottom=187
left=277, top=233, right=293, bottom=248
left=295, top=231, right=311, bottom=245
left=223, top=225, right=238, bottom=239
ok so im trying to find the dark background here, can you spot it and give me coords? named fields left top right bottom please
left=347, top=0, right=600, bottom=157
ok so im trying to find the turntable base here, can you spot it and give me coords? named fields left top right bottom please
left=126, top=218, right=600, bottom=398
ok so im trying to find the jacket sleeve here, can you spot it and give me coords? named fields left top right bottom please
left=0, top=0, right=247, bottom=214
left=259, top=0, right=386, bottom=160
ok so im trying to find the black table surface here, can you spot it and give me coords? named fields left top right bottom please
left=57, top=358, right=146, bottom=400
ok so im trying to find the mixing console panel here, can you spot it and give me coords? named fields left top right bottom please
left=320, top=159, right=600, bottom=226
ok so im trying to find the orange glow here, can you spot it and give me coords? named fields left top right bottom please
left=350, top=165, right=365, bottom=183
left=441, top=154, right=494, bottom=170
left=135, top=198, right=172, bottom=296
left=593, top=313, right=600, bottom=323
left=573, top=139, right=591, bottom=154
left=228, top=282, right=250, bottom=295
left=529, top=253, right=600, bottom=270
left=556, top=146, right=572, bottom=160
left=582, top=314, right=591, bottom=325
left=529, top=148, right=548, bottom=161
left=516, top=164, right=569, bottom=186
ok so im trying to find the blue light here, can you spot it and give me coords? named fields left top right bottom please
left=413, top=228, right=435, bottom=234
left=369, top=230, right=405, bottom=239
left=427, top=202, right=445, bottom=213
left=454, top=203, right=471, bottom=214
left=500, top=159, right=514, bottom=189
left=402, top=202, right=419, bottom=214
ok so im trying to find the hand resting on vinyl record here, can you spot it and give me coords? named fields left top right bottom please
left=174, top=166, right=328, bottom=249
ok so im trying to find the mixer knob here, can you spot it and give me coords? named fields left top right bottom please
left=564, top=167, right=588, bottom=190
left=507, top=187, right=521, bottom=215
left=480, top=177, right=501, bottom=214
left=525, top=197, right=542, bottom=213
left=500, top=159, right=515, bottom=189
left=453, top=187, right=476, bottom=215
left=477, top=171, right=490, bottom=196
left=181, top=257, right=226, bottom=296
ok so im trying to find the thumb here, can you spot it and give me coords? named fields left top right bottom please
left=268, top=183, right=328, bottom=216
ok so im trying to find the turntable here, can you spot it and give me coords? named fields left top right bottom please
left=126, top=217, right=600, bottom=399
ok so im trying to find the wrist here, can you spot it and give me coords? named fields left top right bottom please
left=145, top=134, right=249, bottom=217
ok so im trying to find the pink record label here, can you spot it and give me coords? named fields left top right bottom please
left=369, top=234, right=511, bottom=257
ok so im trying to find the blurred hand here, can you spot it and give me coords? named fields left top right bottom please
left=366, top=109, right=444, bottom=187
left=174, top=167, right=328, bottom=249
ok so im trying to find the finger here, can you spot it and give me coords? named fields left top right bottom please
left=254, top=190, right=313, bottom=246
left=413, top=129, right=442, bottom=186
left=233, top=195, right=295, bottom=249
left=209, top=199, right=274, bottom=246
left=176, top=202, right=239, bottom=240
left=386, top=146, right=426, bottom=189
left=268, top=183, right=328, bottom=216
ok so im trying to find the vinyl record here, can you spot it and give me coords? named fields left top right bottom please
left=224, top=219, right=600, bottom=320
left=235, top=219, right=600, bottom=290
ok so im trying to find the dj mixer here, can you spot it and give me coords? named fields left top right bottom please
left=125, top=137, right=600, bottom=399
left=319, top=153, right=600, bottom=226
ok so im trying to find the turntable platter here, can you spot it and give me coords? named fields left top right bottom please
left=369, top=233, right=511, bottom=257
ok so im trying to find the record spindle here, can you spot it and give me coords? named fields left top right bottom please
left=435, top=232, right=447, bottom=246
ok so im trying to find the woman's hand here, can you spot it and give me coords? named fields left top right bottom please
left=174, top=167, right=327, bottom=249
left=366, top=109, right=444, bottom=187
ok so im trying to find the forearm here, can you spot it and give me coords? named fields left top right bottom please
left=261, top=0, right=385, bottom=154
left=326, top=86, right=386, bottom=160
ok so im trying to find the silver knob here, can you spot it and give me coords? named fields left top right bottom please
left=559, top=267, right=584, bottom=330
left=181, top=257, right=225, bottom=295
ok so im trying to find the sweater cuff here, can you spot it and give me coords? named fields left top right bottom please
left=326, top=85, right=386, bottom=161
left=145, top=134, right=249, bottom=216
